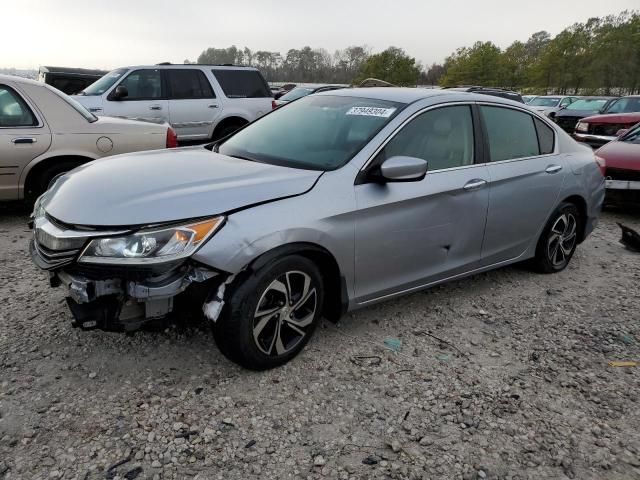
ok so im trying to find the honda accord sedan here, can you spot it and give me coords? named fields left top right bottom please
left=30, top=88, right=605, bottom=370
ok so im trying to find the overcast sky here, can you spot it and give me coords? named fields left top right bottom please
left=4, top=0, right=637, bottom=70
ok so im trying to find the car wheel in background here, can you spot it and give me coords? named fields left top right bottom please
left=212, top=255, right=324, bottom=370
left=26, top=160, right=84, bottom=204
left=531, top=202, right=581, bottom=273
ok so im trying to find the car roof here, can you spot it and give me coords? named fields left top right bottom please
left=116, top=64, right=261, bottom=71
left=315, top=87, right=524, bottom=107
left=0, top=74, right=43, bottom=86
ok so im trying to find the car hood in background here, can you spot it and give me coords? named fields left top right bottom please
left=554, top=109, right=601, bottom=119
left=580, top=112, right=640, bottom=124
left=44, top=148, right=322, bottom=226
left=596, top=141, right=640, bottom=170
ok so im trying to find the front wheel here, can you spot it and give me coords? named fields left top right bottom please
left=212, top=255, right=324, bottom=370
left=530, top=202, right=581, bottom=273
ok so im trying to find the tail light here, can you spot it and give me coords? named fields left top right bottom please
left=594, top=155, right=606, bottom=177
left=271, top=100, right=277, bottom=110
left=166, top=127, right=178, bottom=148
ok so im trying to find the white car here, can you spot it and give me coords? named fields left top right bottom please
left=73, top=64, right=274, bottom=142
left=0, top=74, right=176, bottom=202
left=527, top=95, right=579, bottom=117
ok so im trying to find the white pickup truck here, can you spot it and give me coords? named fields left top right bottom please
left=73, top=64, right=274, bottom=141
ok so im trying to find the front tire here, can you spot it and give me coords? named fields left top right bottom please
left=531, top=202, right=581, bottom=273
left=212, top=255, right=324, bottom=370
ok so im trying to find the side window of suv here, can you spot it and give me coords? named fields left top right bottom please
left=376, top=105, right=475, bottom=171
left=116, top=69, right=163, bottom=100
left=167, top=69, right=215, bottom=99
left=0, top=85, right=37, bottom=127
left=480, top=106, right=540, bottom=161
left=212, top=70, right=271, bottom=98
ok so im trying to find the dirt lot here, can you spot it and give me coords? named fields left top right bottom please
left=0, top=204, right=639, bottom=480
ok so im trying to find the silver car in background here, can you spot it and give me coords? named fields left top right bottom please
left=30, top=88, right=605, bottom=370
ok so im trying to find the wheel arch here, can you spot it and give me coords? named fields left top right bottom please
left=560, top=194, right=588, bottom=243
left=211, top=115, right=250, bottom=139
left=244, top=242, right=347, bottom=322
left=21, top=154, right=96, bottom=199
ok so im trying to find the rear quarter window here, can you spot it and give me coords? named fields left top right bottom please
left=212, top=70, right=271, bottom=98
left=534, top=118, right=555, bottom=154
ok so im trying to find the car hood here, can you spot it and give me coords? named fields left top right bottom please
left=580, top=112, right=640, bottom=124
left=554, top=109, right=600, bottom=119
left=596, top=141, right=640, bottom=170
left=529, top=106, right=556, bottom=112
left=44, top=148, right=322, bottom=227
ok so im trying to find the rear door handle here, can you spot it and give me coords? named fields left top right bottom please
left=149, top=105, right=162, bottom=111
left=463, top=179, right=487, bottom=190
left=545, top=165, right=563, bottom=174
left=208, top=104, right=219, bottom=109
left=12, top=137, right=36, bottom=144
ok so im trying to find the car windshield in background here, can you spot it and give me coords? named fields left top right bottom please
left=621, top=124, right=640, bottom=144
left=279, top=87, right=315, bottom=101
left=529, top=97, right=561, bottom=107
left=218, top=95, right=404, bottom=170
left=79, top=68, right=128, bottom=96
left=45, top=84, right=97, bottom=122
left=566, top=99, right=608, bottom=111
left=605, top=97, right=640, bottom=114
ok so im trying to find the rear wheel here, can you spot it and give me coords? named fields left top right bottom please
left=212, top=255, right=324, bottom=370
left=211, top=121, right=246, bottom=141
left=530, top=202, right=581, bottom=273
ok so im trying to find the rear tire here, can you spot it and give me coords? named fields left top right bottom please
left=530, top=202, right=581, bottom=273
left=211, top=121, right=246, bottom=141
left=212, top=255, right=324, bottom=370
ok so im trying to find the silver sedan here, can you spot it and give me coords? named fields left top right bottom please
left=30, top=88, right=605, bottom=369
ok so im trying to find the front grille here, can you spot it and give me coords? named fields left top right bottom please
left=606, top=167, right=640, bottom=182
left=31, top=240, right=81, bottom=270
left=590, top=123, right=626, bottom=136
left=555, top=116, right=580, bottom=132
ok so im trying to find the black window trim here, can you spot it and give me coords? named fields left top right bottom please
left=474, top=101, right=557, bottom=165
left=357, top=101, right=482, bottom=185
left=107, top=68, right=167, bottom=101
left=0, top=83, right=42, bottom=129
left=165, top=68, right=216, bottom=100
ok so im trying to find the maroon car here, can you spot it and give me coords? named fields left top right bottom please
left=573, top=95, right=640, bottom=148
left=596, top=122, right=640, bottom=204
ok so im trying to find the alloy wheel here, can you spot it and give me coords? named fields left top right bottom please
left=546, top=213, right=577, bottom=267
left=252, top=271, right=317, bottom=356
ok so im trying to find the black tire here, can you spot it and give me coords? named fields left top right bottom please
left=212, top=255, right=324, bottom=370
left=26, top=161, right=81, bottom=204
left=211, top=122, right=246, bottom=141
left=530, top=202, right=581, bottom=273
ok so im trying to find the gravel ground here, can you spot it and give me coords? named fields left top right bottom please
left=0, top=204, right=639, bottom=480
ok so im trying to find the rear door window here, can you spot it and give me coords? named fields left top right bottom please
left=0, top=85, right=37, bottom=127
left=212, top=70, right=271, bottom=98
left=167, top=69, right=215, bottom=99
left=480, top=106, right=540, bottom=161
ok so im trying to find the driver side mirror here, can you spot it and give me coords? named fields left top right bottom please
left=377, top=156, right=428, bottom=182
left=112, top=85, right=128, bottom=100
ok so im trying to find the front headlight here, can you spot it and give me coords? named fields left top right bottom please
left=79, top=217, right=225, bottom=265
left=575, top=122, right=589, bottom=133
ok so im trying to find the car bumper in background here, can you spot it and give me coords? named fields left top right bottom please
left=604, top=179, right=640, bottom=205
left=572, top=133, right=616, bottom=149
left=606, top=179, right=640, bottom=191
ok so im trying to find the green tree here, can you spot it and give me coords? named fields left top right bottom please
left=440, top=41, right=504, bottom=87
left=355, top=47, right=420, bottom=86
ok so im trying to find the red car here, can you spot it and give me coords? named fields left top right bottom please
left=596, top=122, right=640, bottom=204
left=573, top=95, right=640, bottom=148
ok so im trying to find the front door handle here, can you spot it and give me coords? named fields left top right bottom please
left=463, top=179, right=487, bottom=190
left=149, top=105, right=162, bottom=111
left=545, top=165, right=563, bottom=174
left=208, top=104, right=219, bottom=109
left=12, top=137, right=36, bottom=145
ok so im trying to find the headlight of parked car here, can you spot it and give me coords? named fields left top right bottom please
left=575, top=122, right=589, bottom=133
left=79, top=217, right=225, bottom=265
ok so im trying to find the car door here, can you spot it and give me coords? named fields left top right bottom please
left=102, top=69, right=168, bottom=123
left=210, top=69, right=271, bottom=121
left=478, top=104, right=565, bottom=265
left=354, top=104, right=490, bottom=302
left=166, top=69, right=219, bottom=141
left=0, top=83, right=51, bottom=200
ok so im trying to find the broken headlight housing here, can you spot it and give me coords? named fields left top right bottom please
left=79, top=217, right=224, bottom=265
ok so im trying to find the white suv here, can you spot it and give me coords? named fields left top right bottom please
left=72, top=64, right=273, bottom=141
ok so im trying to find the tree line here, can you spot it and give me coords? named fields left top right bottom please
left=193, top=10, right=639, bottom=94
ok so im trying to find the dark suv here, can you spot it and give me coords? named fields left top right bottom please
left=444, top=86, right=524, bottom=103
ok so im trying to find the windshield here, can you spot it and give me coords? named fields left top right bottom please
left=529, top=97, right=560, bottom=107
left=621, top=123, right=640, bottom=144
left=279, top=87, right=315, bottom=101
left=605, top=97, right=640, bottom=114
left=44, top=84, right=97, bottom=122
left=79, top=68, right=128, bottom=96
left=566, top=98, right=608, bottom=111
left=218, top=95, right=404, bottom=170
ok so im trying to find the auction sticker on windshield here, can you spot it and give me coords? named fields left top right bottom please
left=346, top=106, right=396, bottom=117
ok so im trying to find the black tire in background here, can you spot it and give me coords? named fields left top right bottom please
left=212, top=255, right=324, bottom=370
left=530, top=202, right=581, bottom=273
